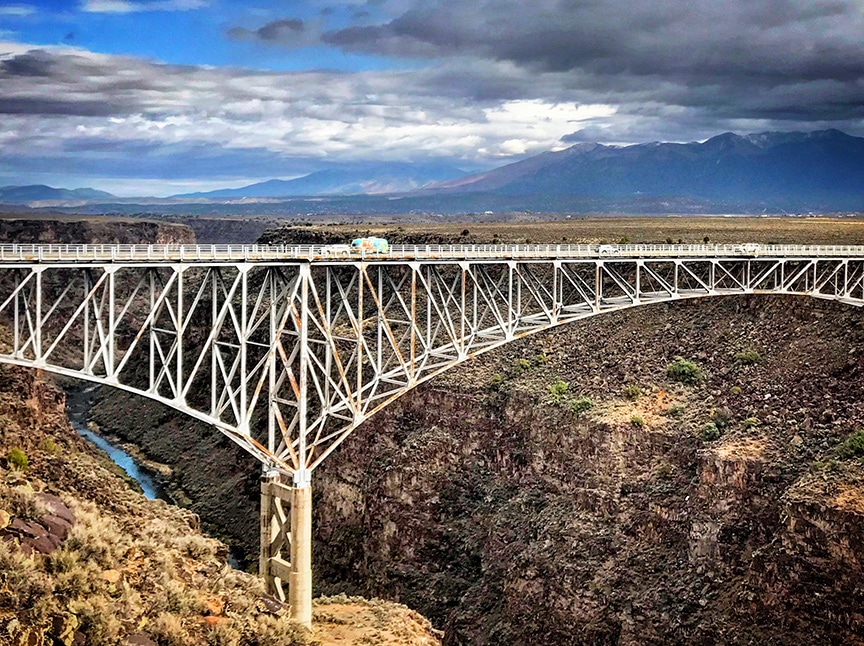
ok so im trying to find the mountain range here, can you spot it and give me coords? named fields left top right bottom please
left=428, top=129, right=864, bottom=210
left=4, top=130, right=864, bottom=213
left=172, top=162, right=466, bottom=198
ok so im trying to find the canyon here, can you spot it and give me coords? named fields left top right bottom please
left=2, top=216, right=864, bottom=644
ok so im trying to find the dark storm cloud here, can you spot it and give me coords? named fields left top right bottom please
left=323, top=0, right=864, bottom=77
left=1, top=50, right=56, bottom=76
left=322, top=0, right=864, bottom=124
left=0, top=97, right=119, bottom=116
left=227, top=18, right=309, bottom=44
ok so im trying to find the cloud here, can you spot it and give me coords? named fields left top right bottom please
left=0, top=43, right=626, bottom=183
left=227, top=19, right=310, bottom=45
left=0, top=5, right=35, bottom=16
left=321, top=0, right=864, bottom=126
left=4, top=0, right=864, bottom=192
left=81, top=0, right=207, bottom=13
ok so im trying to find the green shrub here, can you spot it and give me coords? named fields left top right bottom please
left=7, top=448, right=28, bottom=471
left=549, top=380, right=570, bottom=401
left=623, top=384, right=641, bottom=400
left=700, top=422, right=720, bottom=441
left=653, top=461, right=673, bottom=479
left=664, top=403, right=685, bottom=416
left=730, top=386, right=742, bottom=395
left=489, top=373, right=503, bottom=388
left=835, top=429, right=864, bottom=460
left=742, top=417, right=760, bottom=429
left=41, top=437, right=61, bottom=456
left=630, top=415, right=644, bottom=428
left=734, top=349, right=762, bottom=365
left=533, top=352, right=549, bottom=366
left=513, top=358, right=531, bottom=374
left=666, top=357, right=704, bottom=385
left=711, top=407, right=731, bottom=430
left=570, top=396, right=594, bottom=418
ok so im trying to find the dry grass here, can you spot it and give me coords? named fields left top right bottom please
left=0, top=478, right=316, bottom=645
left=271, top=216, right=864, bottom=246
left=0, top=363, right=442, bottom=645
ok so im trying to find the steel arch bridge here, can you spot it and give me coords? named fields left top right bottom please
left=0, top=242, right=862, bottom=625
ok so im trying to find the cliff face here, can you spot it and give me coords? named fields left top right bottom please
left=0, top=216, right=194, bottom=244
left=310, top=295, right=864, bottom=644
left=91, top=294, right=864, bottom=644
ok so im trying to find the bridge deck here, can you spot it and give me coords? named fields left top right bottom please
left=3, top=243, right=864, bottom=263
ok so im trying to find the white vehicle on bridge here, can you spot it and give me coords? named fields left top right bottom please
left=598, top=244, right=621, bottom=257
left=737, top=243, right=762, bottom=256
left=321, top=244, right=351, bottom=258
left=350, top=237, right=389, bottom=254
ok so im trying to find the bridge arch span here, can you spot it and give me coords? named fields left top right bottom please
left=0, top=248, right=861, bottom=480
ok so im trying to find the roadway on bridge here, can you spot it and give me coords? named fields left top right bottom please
left=3, top=242, right=864, bottom=263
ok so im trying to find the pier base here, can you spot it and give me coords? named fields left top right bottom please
left=260, top=472, right=313, bottom=628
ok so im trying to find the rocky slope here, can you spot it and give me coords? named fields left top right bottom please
left=0, top=362, right=441, bottom=645
left=92, top=292, right=864, bottom=644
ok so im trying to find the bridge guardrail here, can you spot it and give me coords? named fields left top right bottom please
left=2, top=243, right=864, bottom=263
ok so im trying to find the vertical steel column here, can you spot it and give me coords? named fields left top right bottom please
left=357, top=264, right=364, bottom=410
left=34, top=268, right=42, bottom=362
left=507, top=262, right=514, bottom=336
left=83, top=271, right=90, bottom=373
left=267, top=269, right=277, bottom=452
left=460, top=263, right=467, bottom=356
left=595, top=262, right=602, bottom=310
left=12, top=271, right=19, bottom=357
left=211, top=269, right=219, bottom=418
left=552, top=261, right=560, bottom=321
left=290, top=262, right=313, bottom=628
left=176, top=266, right=184, bottom=401
left=149, top=270, right=156, bottom=392
left=410, top=265, right=417, bottom=380
left=240, top=266, right=248, bottom=429
left=377, top=267, right=383, bottom=374
left=107, top=268, right=115, bottom=376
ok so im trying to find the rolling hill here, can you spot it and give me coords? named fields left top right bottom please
left=0, top=184, right=115, bottom=204
left=173, top=162, right=466, bottom=198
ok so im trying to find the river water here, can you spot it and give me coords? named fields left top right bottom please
left=65, top=384, right=167, bottom=501
left=65, top=384, right=245, bottom=569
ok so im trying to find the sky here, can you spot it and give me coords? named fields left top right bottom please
left=1, top=0, right=864, bottom=196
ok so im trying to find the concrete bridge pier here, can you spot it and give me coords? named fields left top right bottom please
left=260, top=469, right=313, bottom=628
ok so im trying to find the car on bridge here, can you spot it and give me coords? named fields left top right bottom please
left=322, top=244, right=351, bottom=258
left=350, top=237, right=389, bottom=254
left=598, top=244, right=621, bottom=256
left=736, top=243, right=762, bottom=256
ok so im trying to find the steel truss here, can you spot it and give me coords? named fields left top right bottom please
left=1, top=248, right=863, bottom=623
